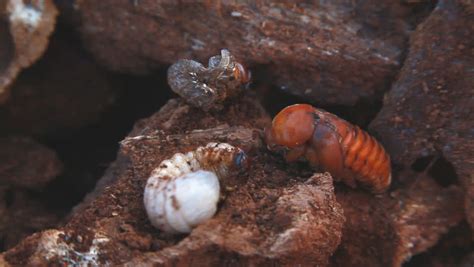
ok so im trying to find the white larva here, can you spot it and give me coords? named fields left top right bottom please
left=144, top=142, right=248, bottom=234
left=146, top=170, right=220, bottom=233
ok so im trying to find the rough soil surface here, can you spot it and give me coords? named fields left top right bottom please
left=404, top=222, right=473, bottom=267
left=1, top=96, right=467, bottom=266
left=0, top=188, right=62, bottom=251
left=369, top=0, right=474, bottom=232
left=74, top=1, right=433, bottom=105
left=1, top=97, right=346, bottom=266
left=0, top=136, right=62, bottom=189
left=0, top=0, right=58, bottom=102
left=0, top=136, right=63, bottom=250
left=332, top=172, right=464, bottom=267
left=0, top=0, right=472, bottom=265
left=0, top=35, right=117, bottom=137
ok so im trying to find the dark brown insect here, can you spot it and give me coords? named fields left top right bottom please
left=265, top=104, right=391, bottom=193
left=167, top=49, right=251, bottom=110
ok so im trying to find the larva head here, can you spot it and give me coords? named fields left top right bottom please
left=265, top=104, right=316, bottom=149
left=233, top=62, right=251, bottom=84
left=199, top=143, right=250, bottom=178
left=233, top=149, right=249, bottom=172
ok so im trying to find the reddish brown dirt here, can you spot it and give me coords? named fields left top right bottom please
left=0, top=36, right=117, bottom=137
left=2, top=96, right=467, bottom=266
left=73, top=1, right=433, bottom=106
left=0, top=0, right=472, bottom=266
left=0, top=136, right=62, bottom=188
left=2, top=96, right=346, bottom=265
left=0, top=136, right=64, bottom=250
left=0, top=0, right=58, bottom=102
left=369, top=0, right=474, bottom=232
left=332, top=171, right=464, bottom=266
left=404, top=222, right=474, bottom=267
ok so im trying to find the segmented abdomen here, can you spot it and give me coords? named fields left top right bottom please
left=148, top=142, right=246, bottom=183
left=340, top=125, right=391, bottom=193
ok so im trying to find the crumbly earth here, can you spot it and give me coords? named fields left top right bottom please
left=0, top=188, right=63, bottom=251
left=0, top=0, right=58, bottom=102
left=404, top=222, right=473, bottom=267
left=0, top=0, right=472, bottom=265
left=0, top=36, right=117, bottom=137
left=1, top=96, right=346, bottom=265
left=332, top=172, right=464, bottom=267
left=73, top=0, right=433, bottom=105
left=369, top=0, right=474, bottom=232
left=0, top=136, right=63, bottom=250
left=0, top=96, right=467, bottom=266
left=0, top=136, right=62, bottom=188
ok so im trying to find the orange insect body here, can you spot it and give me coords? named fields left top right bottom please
left=233, top=62, right=252, bottom=84
left=265, top=104, right=391, bottom=193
